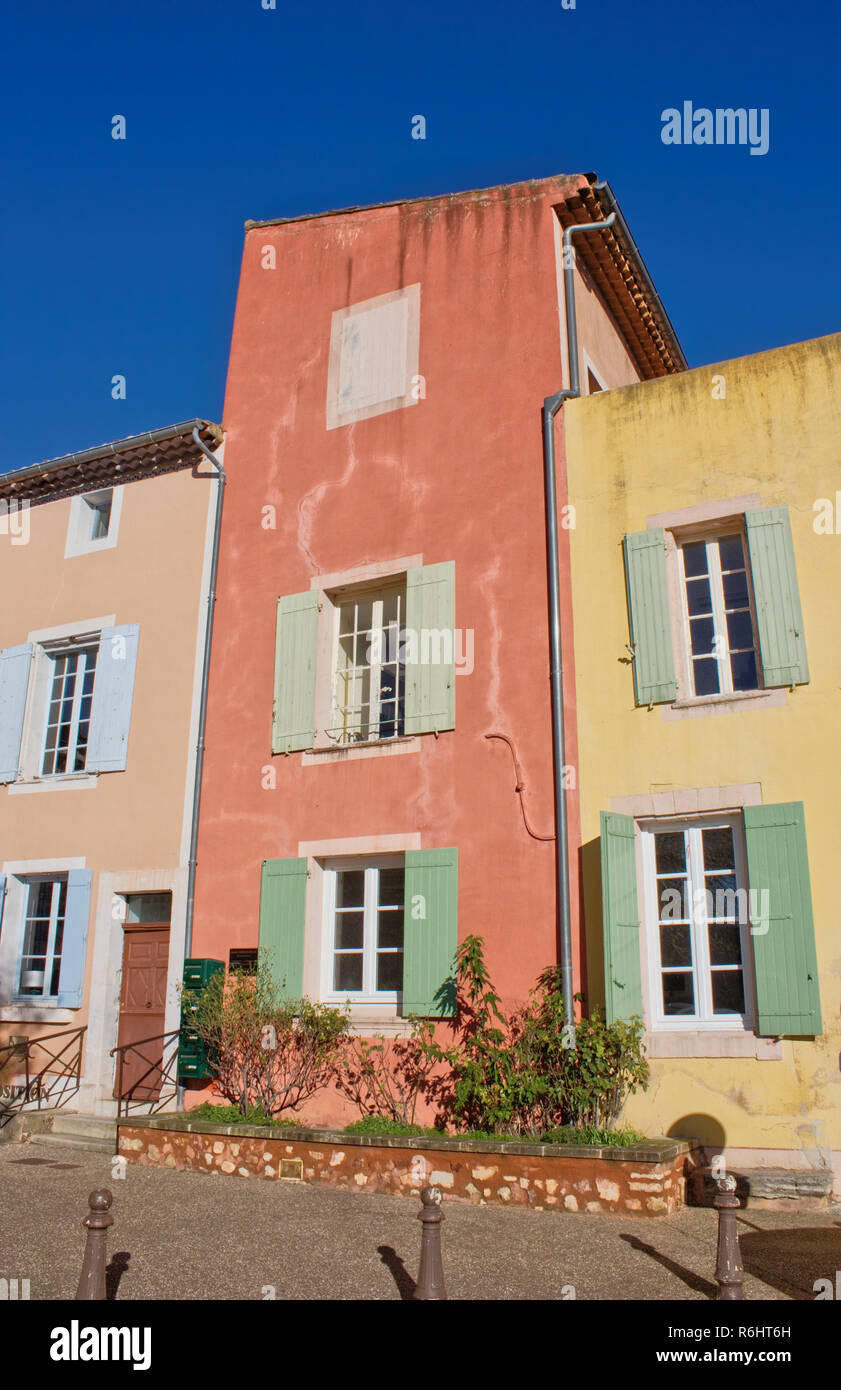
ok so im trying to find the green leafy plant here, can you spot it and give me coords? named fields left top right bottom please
left=343, top=1116, right=439, bottom=1137
left=182, top=1101, right=303, bottom=1127
left=183, top=963, right=348, bottom=1118
left=509, top=967, right=649, bottom=1134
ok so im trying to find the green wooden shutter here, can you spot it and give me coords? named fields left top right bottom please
left=745, top=507, right=809, bottom=687
left=272, top=591, right=318, bottom=753
left=743, top=803, right=821, bottom=1036
left=258, top=858, right=308, bottom=997
left=600, top=812, right=643, bottom=1024
left=623, top=530, right=677, bottom=706
left=404, top=561, right=455, bottom=735
left=403, top=848, right=458, bottom=1016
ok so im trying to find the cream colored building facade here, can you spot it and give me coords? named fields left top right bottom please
left=0, top=422, right=221, bottom=1115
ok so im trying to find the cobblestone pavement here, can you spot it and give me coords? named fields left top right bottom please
left=1, top=1141, right=839, bottom=1301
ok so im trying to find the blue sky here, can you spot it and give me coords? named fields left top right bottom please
left=2, top=0, right=838, bottom=471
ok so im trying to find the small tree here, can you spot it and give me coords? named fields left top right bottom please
left=335, top=1021, right=441, bottom=1128
left=184, top=963, right=347, bottom=1119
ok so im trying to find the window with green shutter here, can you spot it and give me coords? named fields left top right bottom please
left=272, top=592, right=319, bottom=754
left=258, top=858, right=308, bottom=997
left=744, top=508, right=809, bottom=687
left=743, top=803, right=821, bottom=1036
left=404, top=562, right=456, bottom=735
left=623, top=531, right=677, bottom=706
left=403, top=848, right=458, bottom=1016
left=600, top=812, right=643, bottom=1024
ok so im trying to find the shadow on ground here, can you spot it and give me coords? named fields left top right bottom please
left=738, top=1223, right=841, bottom=1300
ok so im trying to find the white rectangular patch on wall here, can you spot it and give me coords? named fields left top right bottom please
left=327, top=284, right=420, bottom=429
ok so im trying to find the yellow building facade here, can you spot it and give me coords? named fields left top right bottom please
left=565, top=332, right=841, bottom=1192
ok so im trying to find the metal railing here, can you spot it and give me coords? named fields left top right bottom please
left=110, top=1029, right=181, bottom=1118
left=0, top=1026, right=87, bottom=1127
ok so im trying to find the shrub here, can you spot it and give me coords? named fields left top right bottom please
left=510, top=966, right=649, bottom=1134
left=403, top=938, right=648, bottom=1137
left=183, top=963, right=348, bottom=1118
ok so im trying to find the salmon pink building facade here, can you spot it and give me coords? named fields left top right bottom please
left=190, top=174, right=684, bottom=1123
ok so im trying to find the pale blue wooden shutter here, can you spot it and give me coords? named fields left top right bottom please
left=258, top=858, right=308, bottom=997
left=744, top=803, right=821, bottom=1036
left=0, top=643, right=33, bottom=783
left=86, top=624, right=140, bottom=772
left=0, top=875, right=6, bottom=934
left=56, top=869, right=93, bottom=1007
left=623, top=530, right=677, bottom=706
left=272, top=592, right=318, bottom=753
left=404, top=562, right=456, bottom=735
left=403, top=848, right=458, bottom=1016
left=600, top=812, right=643, bottom=1024
left=744, top=508, right=809, bottom=687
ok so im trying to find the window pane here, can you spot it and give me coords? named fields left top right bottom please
left=702, top=827, right=733, bottom=869
left=706, top=874, right=739, bottom=915
left=125, top=892, right=172, bottom=924
left=682, top=542, right=708, bottom=578
left=689, top=616, right=715, bottom=656
left=337, top=871, right=364, bottom=908
left=378, top=868, right=404, bottom=906
left=655, top=833, right=686, bottom=875
left=726, top=610, right=753, bottom=651
left=711, top=970, right=745, bottom=1014
left=662, top=972, right=695, bottom=1015
left=686, top=578, right=713, bottom=617
left=355, top=601, right=373, bottom=638
left=709, top=924, right=742, bottom=966
left=335, top=912, right=364, bottom=949
left=377, top=910, right=403, bottom=949
left=660, top=923, right=692, bottom=968
left=717, top=535, right=745, bottom=572
left=730, top=649, right=758, bottom=691
left=722, top=570, right=749, bottom=608
left=376, top=952, right=403, bottom=991
left=693, top=658, right=720, bottom=696
left=657, top=878, right=688, bottom=921
left=334, top=954, right=363, bottom=992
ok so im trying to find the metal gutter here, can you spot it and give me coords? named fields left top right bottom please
left=184, top=427, right=226, bottom=963
left=1, top=419, right=223, bottom=489
left=543, top=211, right=615, bottom=1034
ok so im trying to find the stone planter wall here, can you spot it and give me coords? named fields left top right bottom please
left=118, top=1116, right=695, bottom=1216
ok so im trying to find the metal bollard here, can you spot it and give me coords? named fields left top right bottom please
left=713, top=1173, right=744, bottom=1300
left=415, top=1185, right=446, bottom=1301
left=76, top=1189, right=114, bottom=1301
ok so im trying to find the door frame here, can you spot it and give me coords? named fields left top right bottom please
left=81, top=868, right=189, bottom=1114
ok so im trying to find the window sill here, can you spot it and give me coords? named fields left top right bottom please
left=1, top=1004, right=77, bottom=1023
left=302, top=737, right=420, bottom=767
left=662, top=687, right=786, bottom=721
left=7, top=774, right=98, bottom=795
left=644, top=1031, right=782, bottom=1060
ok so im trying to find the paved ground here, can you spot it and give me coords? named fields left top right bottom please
left=1, top=1141, right=840, bottom=1301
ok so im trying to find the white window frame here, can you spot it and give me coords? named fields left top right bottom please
left=39, top=639, right=99, bottom=777
left=675, top=526, right=762, bottom=699
left=329, top=581, right=406, bottom=747
left=16, top=875, right=68, bottom=1002
left=640, top=814, right=756, bottom=1032
left=65, top=486, right=124, bottom=559
left=320, top=855, right=405, bottom=1006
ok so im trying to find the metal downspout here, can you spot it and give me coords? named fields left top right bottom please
left=543, top=211, right=615, bottom=1031
left=185, top=426, right=226, bottom=960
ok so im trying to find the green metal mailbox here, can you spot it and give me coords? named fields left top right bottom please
left=178, top=958, right=224, bottom=1081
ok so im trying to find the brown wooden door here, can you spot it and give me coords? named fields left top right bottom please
left=114, top=926, right=170, bottom=1101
